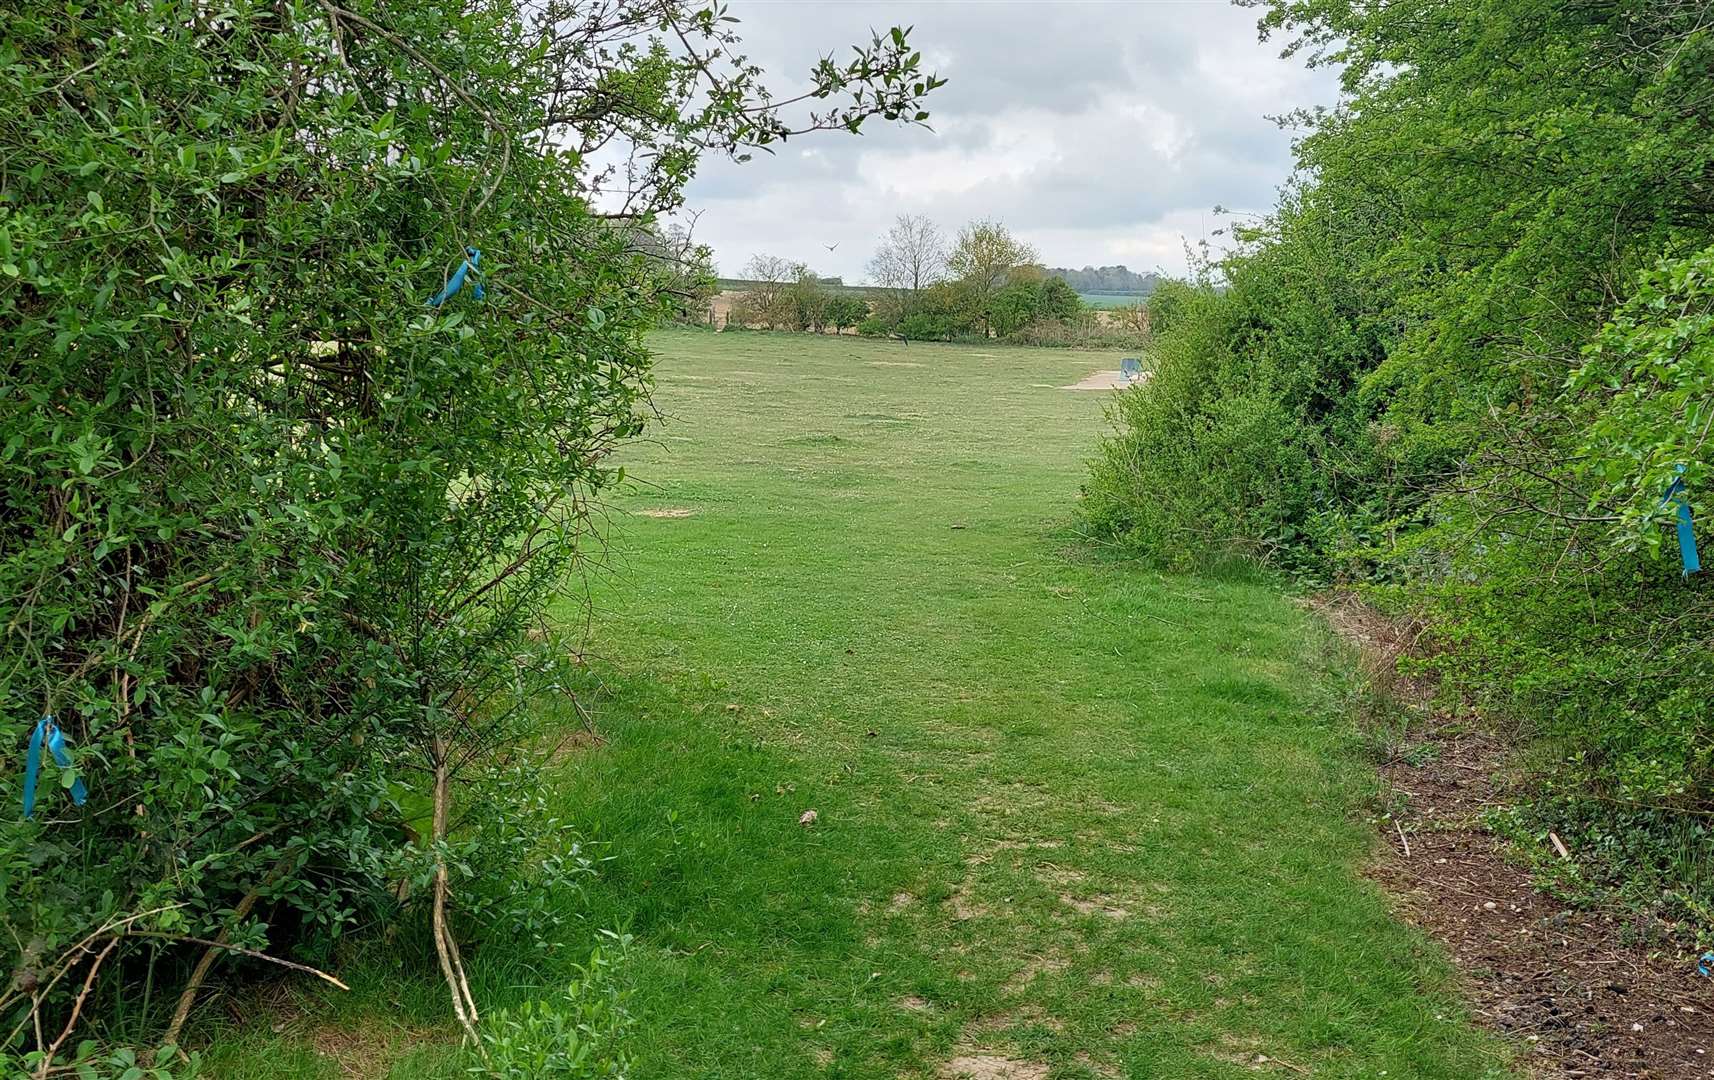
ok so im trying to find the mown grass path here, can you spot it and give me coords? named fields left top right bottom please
left=205, top=330, right=1507, bottom=1079
left=561, top=331, right=1506, bottom=1079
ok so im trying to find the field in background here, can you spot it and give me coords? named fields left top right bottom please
left=202, top=331, right=1507, bottom=1079
left=1076, top=292, right=1150, bottom=309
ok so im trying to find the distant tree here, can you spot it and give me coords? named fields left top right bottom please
left=738, top=254, right=798, bottom=328
left=1036, top=277, right=1083, bottom=322
left=1048, top=265, right=1160, bottom=294
left=1107, top=302, right=1151, bottom=335
left=784, top=264, right=829, bottom=331
left=987, top=281, right=1041, bottom=337
left=948, top=221, right=1037, bottom=334
left=635, top=220, right=717, bottom=323
left=896, top=280, right=979, bottom=340
left=824, top=294, right=871, bottom=334
left=868, top=214, right=948, bottom=306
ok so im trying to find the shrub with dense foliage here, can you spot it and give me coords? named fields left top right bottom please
left=0, top=0, right=938, bottom=1066
left=1084, top=0, right=1714, bottom=922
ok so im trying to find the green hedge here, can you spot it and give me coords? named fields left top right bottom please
left=1082, top=0, right=1714, bottom=924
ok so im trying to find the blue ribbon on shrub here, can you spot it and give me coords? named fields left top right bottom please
left=22, top=715, right=88, bottom=820
left=1664, top=465, right=1701, bottom=578
left=428, top=247, right=485, bottom=307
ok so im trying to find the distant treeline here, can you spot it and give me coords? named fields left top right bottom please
left=716, top=276, right=883, bottom=299
left=716, top=221, right=1152, bottom=349
left=1047, top=265, right=1159, bottom=295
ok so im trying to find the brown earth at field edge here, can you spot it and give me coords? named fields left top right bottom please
left=1313, top=592, right=1711, bottom=1079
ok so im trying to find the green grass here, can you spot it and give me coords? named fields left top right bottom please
left=1075, top=292, right=1150, bottom=309
left=199, top=330, right=1510, bottom=1078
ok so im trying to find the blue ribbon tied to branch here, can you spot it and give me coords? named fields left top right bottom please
left=1664, top=465, right=1701, bottom=578
left=428, top=247, right=486, bottom=307
left=22, top=715, right=88, bottom=820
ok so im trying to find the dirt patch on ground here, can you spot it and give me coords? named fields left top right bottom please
left=1058, top=892, right=1130, bottom=920
left=636, top=507, right=696, bottom=519
left=307, top=1026, right=402, bottom=1079
left=946, top=882, right=988, bottom=921
left=867, top=360, right=925, bottom=368
left=940, top=1053, right=1049, bottom=1080
left=541, top=724, right=604, bottom=763
left=1002, top=951, right=1070, bottom=992
left=1059, top=370, right=1144, bottom=391
left=229, top=982, right=448, bottom=1078
left=963, top=1004, right=1061, bottom=1036
left=1314, top=591, right=1712, bottom=1079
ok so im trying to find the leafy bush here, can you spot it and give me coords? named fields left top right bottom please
left=472, top=944, right=633, bottom=1079
left=1083, top=0, right=1714, bottom=920
left=823, top=295, right=871, bottom=334
left=1004, top=312, right=1147, bottom=350
left=986, top=281, right=1041, bottom=337
left=1036, top=277, right=1082, bottom=322
left=1569, top=245, right=1714, bottom=554
left=0, top=0, right=940, bottom=1058
left=1083, top=284, right=1312, bottom=560
left=12, top=1042, right=201, bottom=1080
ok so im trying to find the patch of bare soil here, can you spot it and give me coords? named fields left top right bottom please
left=1314, top=592, right=1712, bottom=1079
left=945, top=881, right=988, bottom=921
left=541, top=724, right=603, bottom=763
left=636, top=507, right=696, bottom=519
left=1059, top=370, right=1145, bottom=391
left=1058, top=892, right=1130, bottom=920
left=940, top=1053, right=1049, bottom=1080
left=227, top=982, right=448, bottom=1079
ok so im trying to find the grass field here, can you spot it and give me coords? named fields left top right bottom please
left=200, top=330, right=1508, bottom=1078
left=1075, top=293, right=1150, bottom=309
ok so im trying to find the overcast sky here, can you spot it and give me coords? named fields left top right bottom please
left=677, top=0, right=1341, bottom=283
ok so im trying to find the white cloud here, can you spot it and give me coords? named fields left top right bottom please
left=678, top=0, right=1340, bottom=282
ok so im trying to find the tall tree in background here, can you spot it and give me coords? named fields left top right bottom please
left=948, top=221, right=1038, bottom=334
left=867, top=213, right=947, bottom=315
left=736, top=254, right=802, bottom=328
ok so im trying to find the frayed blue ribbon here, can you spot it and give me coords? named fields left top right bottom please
left=428, top=247, right=485, bottom=307
left=22, top=715, right=88, bottom=820
left=1664, top=465, right=1701, bottom=578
